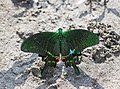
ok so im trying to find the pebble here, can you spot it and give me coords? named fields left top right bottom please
left=47, top=85, right=57, bottom=89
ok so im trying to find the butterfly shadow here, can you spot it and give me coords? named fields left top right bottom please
left=64, top=68, right=104, bottom=89
left=0, top=53, right=38, bottom=89
left=36, top=67, right=104, bottom=89
left=35, top=64, right=65, bottom=89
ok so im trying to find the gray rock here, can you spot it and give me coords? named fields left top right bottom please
left=92, top=48, right=107, bottom=63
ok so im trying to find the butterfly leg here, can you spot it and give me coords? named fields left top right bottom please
left=41, top=62, right=49, bottom=78
left=72, top=55, right=80, bottom=75
left=41, top=56, right=57, bottom=77
left=71, top=62, right=80, bottom=75
left=65, top=55, right=80, bottom=75
left=66, top=59, right=80, bottom=75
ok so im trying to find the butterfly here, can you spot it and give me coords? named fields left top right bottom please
left=21, top=28, right=99, bottom=76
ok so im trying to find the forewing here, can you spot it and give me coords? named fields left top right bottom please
left=21, top=32, right=60, bottom=56
left=62, top=29, right=99, bottom=55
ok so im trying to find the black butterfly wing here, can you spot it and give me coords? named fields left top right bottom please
left=62, top=29, right=99, bottom=55
left=21, top=32, right=60, bottom=56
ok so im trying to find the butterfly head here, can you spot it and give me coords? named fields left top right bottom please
left=58, top=28, right=63, bottom=34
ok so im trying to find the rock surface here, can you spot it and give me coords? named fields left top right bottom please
left=0, top=0, right=120, bottom=89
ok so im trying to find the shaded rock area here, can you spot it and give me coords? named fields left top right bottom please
left=0, top=0, right=120, bottom=89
